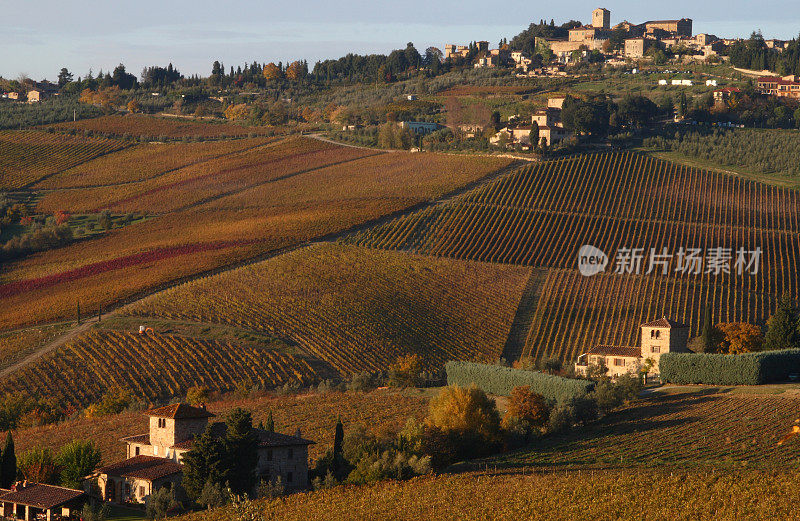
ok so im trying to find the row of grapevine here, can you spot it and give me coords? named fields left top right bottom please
left=123, top=244, right=531, bottom=375
left=0, top=330, right=320, bottom=408
left=0, top=130, right=128, bottom=188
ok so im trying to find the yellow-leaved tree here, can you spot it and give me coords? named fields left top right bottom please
left=425, top=384, right=500, bottom=440
left=262, top=62, right=283, bottom=81
left=285, top=61, right=306, bottom=81
left=716, top=322, right=764, bottom=354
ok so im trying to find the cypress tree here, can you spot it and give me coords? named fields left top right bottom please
left=265, top=410, right=274, bottom=433
left=765, top=295, right=798, bottom=351
left=333, top=417, right=344, bottom=465
left=700, top=304, right=716, bottom=352
left=1, top=432, right=16, bottom=488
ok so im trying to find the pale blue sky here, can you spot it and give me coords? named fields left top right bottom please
left=3, top=0, right=799, bottom=81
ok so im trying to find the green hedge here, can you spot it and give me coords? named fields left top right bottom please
left=445, top=361, right=594, bottom=403
left=659, top=349, right=800, bottom=385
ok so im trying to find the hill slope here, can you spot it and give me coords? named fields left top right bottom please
left=346, top=151, right=800, bottom=363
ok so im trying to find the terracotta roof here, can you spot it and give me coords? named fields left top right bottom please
left=640, top=317, right=688, bottom=329
left=588, top=345, right=642, bottom=357
left=256, top=429, right=315, bottom=448
left=170, top=423, right=314, bottom=451
left=121, top=433, right=150, bottom=444
left=97, top=456, right=182, bottom=481
left=145, top=403, right=215, bottom=419
left=0, top=483, right=85, bottom=510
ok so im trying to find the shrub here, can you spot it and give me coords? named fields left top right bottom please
left=547, top=395, right=599, bottom=433
left=186, top=385, right=210, bottom=406
left=659, top=349, right=800, bottom=385
left=445, top=361, right=594, bottom=403
left=506, top=386, right=550, bottom=427
left=346, top=372, right=378, bottom=392
left=388, top=354, right=423, bottom=388
left=84, top=387, right=132, bottom=418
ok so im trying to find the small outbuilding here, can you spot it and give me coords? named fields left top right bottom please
left=0, top=482, right=87, bottom=521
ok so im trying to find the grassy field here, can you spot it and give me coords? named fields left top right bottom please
left=0, top=133, right=511, bottom=331
left=15, top=388, right=429, bottom=464
left=124, top=243, right=530, bottom=374
left=178, top=468, right=800, bottom=521
left=347, top=151, right=800, bottom=364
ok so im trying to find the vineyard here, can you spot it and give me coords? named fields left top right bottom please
left=124, top=243, right=530, bottom=374
left=0, top=330, right=321, bottom=408
left=0, top=130, right=127, bottom=188
left=0, top=136, right=510, bottom=330
left=34, top=137, right=273, bottom=189
left=47, top=114, right=275, bottom=140
left=180, top=468, right=800, bottom=521
left=35, top=136, right=373, bottom=213
left=346, top=151, right=800, bottom=363
left=494, top=390, right=800, bottom=469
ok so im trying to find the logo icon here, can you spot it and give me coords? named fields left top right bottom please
left=578, top=245, right=608, bottom=277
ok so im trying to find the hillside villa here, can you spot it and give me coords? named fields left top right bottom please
left=89, top=403, right=314, bottom=504
left=491, top=96, right=571, bottom=148
left=575, top=317, right=690, bottom=378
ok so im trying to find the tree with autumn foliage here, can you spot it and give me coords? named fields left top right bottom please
left=421, top=385, right=501, bottom=469
left=715, top=322, right=764, bottom=354
left=505, top=386, right=550, bottom=428
left=388, top=353, right=423, bottom=387
left=425, top=385, right=500, bottom=440
left=285, top=60, right=308, bottom=81
left=126, top=99, right=140, bottom=113
left=224, top=103, right=249, bottom=121
left=18, top=447, right=58, bottom=484
left=262, top=62, right=283, bottom=81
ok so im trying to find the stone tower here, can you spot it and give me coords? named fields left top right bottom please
left=592, top=8, right=611, bottom=30
left=640, top=317, right=690, bottom=372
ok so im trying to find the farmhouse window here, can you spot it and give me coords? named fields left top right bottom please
left=651, top=346, right=660, bottom=353
left=135, top=447, right=140, bottom=456
left=140, top=486, right=146, bottom=497
left=614, top=358, right=624, bottom=366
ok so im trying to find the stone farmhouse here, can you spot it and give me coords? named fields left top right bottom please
left=491, top=96, right=571, bottom=148
left=89, top=403, right=314, bottom=504
left=575, top=317, right=690, bottom=378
